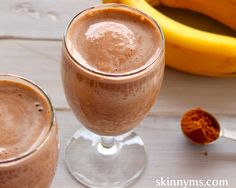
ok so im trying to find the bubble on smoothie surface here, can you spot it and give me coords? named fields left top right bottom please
left=84, top=21, right=137, bottom=72
left=34, top=102, right=40, bottom=107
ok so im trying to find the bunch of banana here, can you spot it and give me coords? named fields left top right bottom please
left=103, top=0, right=236, bottom=77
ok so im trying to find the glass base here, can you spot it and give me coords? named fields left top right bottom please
left=65, top=128, right=146, bottom=188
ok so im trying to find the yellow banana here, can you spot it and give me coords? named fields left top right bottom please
left=103, top=0, right=236, bottom=77
left=147, top=0, right=236, bottom=31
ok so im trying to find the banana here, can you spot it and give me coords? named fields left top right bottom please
left=103, top=0, right=236, bottom=77
left=147, top=0, right=236, bottom=31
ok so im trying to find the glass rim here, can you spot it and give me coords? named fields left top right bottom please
left=63, top=3, right=165, bottom=78
left=0, top=74, right=55, bottom=164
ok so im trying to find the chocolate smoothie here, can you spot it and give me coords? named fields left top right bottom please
left=0, top=76, right=59, bottom=188
left=62, top=5, right=164, bottom=136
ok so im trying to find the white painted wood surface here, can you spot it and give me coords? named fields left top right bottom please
left=0, top=0, right=101, bottom=39
left=1, top=1, right=236, bottom=188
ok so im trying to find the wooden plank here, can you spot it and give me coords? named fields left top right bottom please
left=52, top=111, right=236, bottom=187
left=0, top=40, right=67, bottom=108
left=157, top=69, right=236, bottom=115
left=0, top=0, right=101, bottom=39
left=1, top=40, right=236, bottom=114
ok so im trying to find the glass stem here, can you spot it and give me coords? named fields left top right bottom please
left=101, top=136, right=115, bottom=148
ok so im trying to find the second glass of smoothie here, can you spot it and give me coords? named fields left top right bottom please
left=61, top=3, right=164, bottom=188
left=0, top=74, right=59, bottom=188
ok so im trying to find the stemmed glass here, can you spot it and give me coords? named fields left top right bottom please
left=61, top=4, right=164, bottom=188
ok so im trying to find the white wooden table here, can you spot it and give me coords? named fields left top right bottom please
left=1, top=1, right=236, bottom=187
